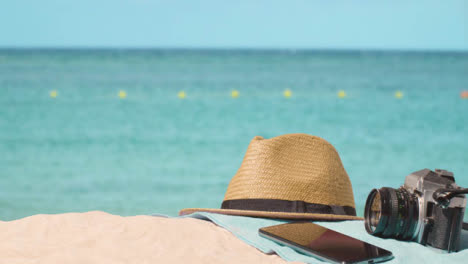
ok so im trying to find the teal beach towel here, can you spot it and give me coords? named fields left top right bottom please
left=182, top=212, right=468, bottom=264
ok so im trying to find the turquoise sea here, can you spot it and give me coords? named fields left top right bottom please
left=1, top=49, right=467, bottom=221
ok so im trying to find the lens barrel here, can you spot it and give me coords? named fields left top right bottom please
left=364, top=187, right=419, bottom=240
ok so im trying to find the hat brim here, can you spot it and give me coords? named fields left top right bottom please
left=179, top=208, right=363, bottom=221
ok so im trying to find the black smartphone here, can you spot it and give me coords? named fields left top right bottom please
left=259, top=222, right=393, bottom=264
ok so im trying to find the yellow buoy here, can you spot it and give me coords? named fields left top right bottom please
left=283, top=89, right=292, bottom=98
left=395, top=91, right=404, bottom=99
left=337, top=90, right=346, bottom=98
left=50, top=90, right=58, bottom=98
left=178, top=91, right=186, bottom=99
left=118, top=90, right=127, bottom=99
left=231, top=90, right=239, bottom=98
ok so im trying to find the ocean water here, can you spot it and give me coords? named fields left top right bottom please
left=1, top=49, right=467, bottom=221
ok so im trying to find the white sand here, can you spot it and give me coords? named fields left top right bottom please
left=0, top=211, right=297, bottom=264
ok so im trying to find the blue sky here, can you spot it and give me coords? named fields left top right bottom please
left=1, top=0, right=466, bottom=50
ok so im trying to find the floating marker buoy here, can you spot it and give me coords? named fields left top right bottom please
left=231, top=90, right=239, bottom=98
left=461, top=91, right=468, bottom=99
left=118, top=90, right=127, bottom=99
left=395, top=91, right=404, bottom=99
left=50, top=90, right=58, bottom=98
left=283, top=89, right=292, bottom=98
left=338, top=90, right=346, bottom=98
left=178, top=91, right=186, bottom=99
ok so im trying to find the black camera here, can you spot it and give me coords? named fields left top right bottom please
left=364, top=169, right=468, bottom=252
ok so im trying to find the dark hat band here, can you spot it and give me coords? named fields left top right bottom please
left=221, top=199, right=356, bottom=216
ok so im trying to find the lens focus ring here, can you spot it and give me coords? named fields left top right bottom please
left=364, top=187, right=419, bottom=241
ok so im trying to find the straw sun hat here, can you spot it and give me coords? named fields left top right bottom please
left=180, top=133, right=362, bottom=220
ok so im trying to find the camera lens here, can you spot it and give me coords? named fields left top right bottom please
left=364, top=187, right=419, bottom=240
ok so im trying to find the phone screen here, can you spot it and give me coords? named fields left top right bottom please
left=259, top=222, right=392, bottom=264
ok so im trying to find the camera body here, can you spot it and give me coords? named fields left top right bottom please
left=403, top=169, right=466, bottom=252
left=364, top=168, right=467, bottom=252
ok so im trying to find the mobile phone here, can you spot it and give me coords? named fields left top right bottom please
left=259, top=222, right=393, bottom=264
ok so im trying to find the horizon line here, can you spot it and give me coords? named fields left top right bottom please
left=0, top=46, right=467, bottom=54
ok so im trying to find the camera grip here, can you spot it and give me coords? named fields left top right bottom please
left=427, top=206, right=464, bottom=252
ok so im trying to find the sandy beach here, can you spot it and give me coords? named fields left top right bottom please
left=0, top=211, right=296, bottom=264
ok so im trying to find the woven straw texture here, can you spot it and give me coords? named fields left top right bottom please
left=180, top=133, right=362, bottom=220
left=224, top=134, right=355, bottom=207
